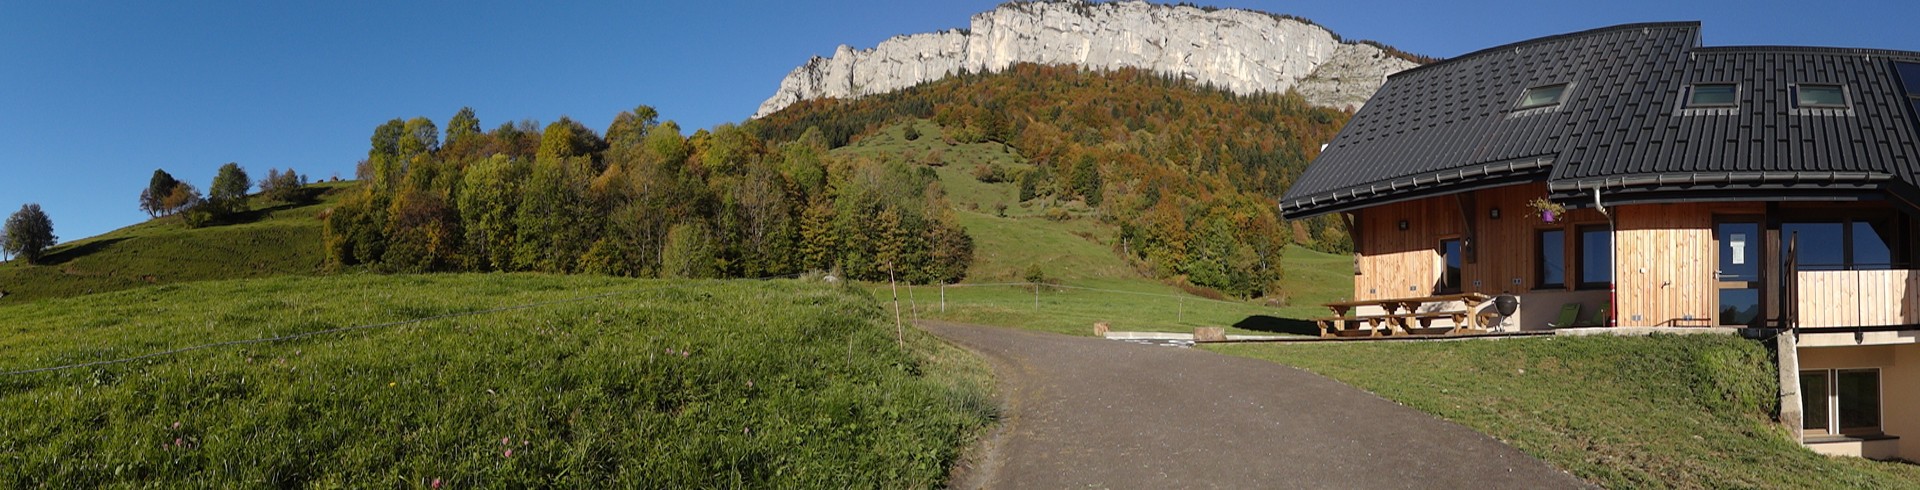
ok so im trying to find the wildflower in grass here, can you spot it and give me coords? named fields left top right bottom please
left=388, top=381, right=397, bottom=388
left=431, top=478, right=442, bottom=489
left=504, top=448, right=513, bottom=458
left=170, top=421, right=181, bottom=430
left=501, top=436, right=510, bottom=445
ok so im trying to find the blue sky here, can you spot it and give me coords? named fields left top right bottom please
left=3, top=0, right=1917, bottom=242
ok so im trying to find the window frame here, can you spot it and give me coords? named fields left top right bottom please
left=1802, top=368, right=1885, bottom=437
left=1514, top=82, right=1572, bottom=110
left=1792, top=83, right=1850, bottom=109
left=1536, top=228, right=1567, bottom=290
left=1575, top=225, right=1613, bottom=290
left=1685, top=83, right=1741, bottom=108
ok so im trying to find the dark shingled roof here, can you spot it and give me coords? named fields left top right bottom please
left=1279, top=22, right=1920, bottom=219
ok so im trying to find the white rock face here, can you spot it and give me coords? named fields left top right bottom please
left=754, top=1, right=1419, bottom=118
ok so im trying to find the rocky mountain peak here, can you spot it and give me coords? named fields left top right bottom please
left=754, top=1, right=1420, bottom=118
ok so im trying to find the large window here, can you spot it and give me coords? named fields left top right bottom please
left=1537, top=229, right=1566, bottom=288
left=1802, top=368, right=1882, bottom=437
left=1578, top=225, right=1612, bottom=289
left=1439, top=238, right=1463, bottom=293
left=1783, top=218, right=1899, bottom=271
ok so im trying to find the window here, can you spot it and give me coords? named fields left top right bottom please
left=1783, top=218, right=1900, bottom=271
left=1537, top=229, right=1565, bottom=288
left=1515, top=83, right=1570, bottom=110
left=1686, top=83, right=1739, bottom=108
left=1578, top=226, right=1612, bottom=289
left=1794, top=84, right=1848, bottom=108
left=1802, top=369, right=1882, bottom=436
left=1439, top=238, right=1463, bottom=293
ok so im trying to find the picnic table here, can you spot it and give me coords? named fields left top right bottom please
left=1316, top=292, right=1494, bottom=338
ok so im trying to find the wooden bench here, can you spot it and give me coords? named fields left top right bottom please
left=1317, top=293, right=1493, bottom=338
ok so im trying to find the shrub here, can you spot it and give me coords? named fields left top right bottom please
left=1022, top=263, right=1048, bottom=285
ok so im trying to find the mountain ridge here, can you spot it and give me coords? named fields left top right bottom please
left=754, top=0, right=1421, bottom=118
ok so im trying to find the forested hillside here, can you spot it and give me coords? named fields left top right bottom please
left=323, top=107, right=972, bottom=283
left=319, top=63, right=1354, bottom=297
left=754, top=63, right=1354, bottom=297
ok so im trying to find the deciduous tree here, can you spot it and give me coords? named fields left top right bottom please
left=3, top=204, right=57, bottom=264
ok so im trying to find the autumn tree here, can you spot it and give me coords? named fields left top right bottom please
left=3, top=204, right=56, bottom=264
left=445, top=107, right=481, bottom=150
left=139, top=169, right=181, bottom=217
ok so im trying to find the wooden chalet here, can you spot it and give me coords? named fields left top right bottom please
left=1279, top=22, right=1920, bottom=461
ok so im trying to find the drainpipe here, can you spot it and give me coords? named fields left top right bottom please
left=1594, top=187, right=1617, bottom=328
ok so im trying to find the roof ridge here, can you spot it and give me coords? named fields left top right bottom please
left=1695, top=45, right=1920, bottom=59
left=1389, top=21, right=1701, bottom=79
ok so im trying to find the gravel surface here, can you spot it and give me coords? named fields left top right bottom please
left=920, top=320, right=1589, bottom=489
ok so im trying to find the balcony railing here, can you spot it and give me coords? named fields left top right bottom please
left=1794, top=269, right=1920, bottom=328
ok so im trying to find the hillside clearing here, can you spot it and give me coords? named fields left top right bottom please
left=0, top=182, right=353, bottom=303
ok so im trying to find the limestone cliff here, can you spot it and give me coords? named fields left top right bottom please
left=754, top=1, right=1420, bottom=118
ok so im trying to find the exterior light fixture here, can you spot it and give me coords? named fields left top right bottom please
left=1397, top=219, right=1410, bottom=230
left=1489, top=207, right=1502, bottom=219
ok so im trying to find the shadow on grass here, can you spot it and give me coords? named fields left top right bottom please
left=1232, top=315, right=1319, bottom=336
left=38, top=237, right=129, bottom=266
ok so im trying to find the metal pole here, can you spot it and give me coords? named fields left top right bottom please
left=908, top=282, right=917, bottom=320
left=941, top=283, right=947, bottom=312
left=1178, top=296, right=1184, bottom=323
left=1033, top=282, right=1039, bottom=310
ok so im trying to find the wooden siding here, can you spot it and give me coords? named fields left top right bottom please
left=1353, top=183, right=1604, bottom=301
left=1355, top=186, right=1783, bottom=327
left=1796, top=270, right=1920, bottom=327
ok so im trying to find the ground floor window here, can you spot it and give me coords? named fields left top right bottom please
left=1802, top=368, right=1882, bottom=436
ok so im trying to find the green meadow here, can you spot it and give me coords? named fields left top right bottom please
left=0, top=274, right=993, bottom=488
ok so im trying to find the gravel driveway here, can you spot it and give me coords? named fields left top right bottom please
left=920, top=320, right=1588, bottom=489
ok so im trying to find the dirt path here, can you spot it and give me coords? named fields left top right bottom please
left=920, top=320, right=1587, bottom=489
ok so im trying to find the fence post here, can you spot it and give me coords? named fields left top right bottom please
left=941, top=283, right=947, bottom=312
left=1033, top=282, right=1040, bottom=310
left=1178, top=296, right=1184, bottom=323
left=890, top=262, right=903, bottom=347
left=908, top=282, right=917, bottom=320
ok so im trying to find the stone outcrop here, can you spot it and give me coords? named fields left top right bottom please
left=754, top=1, right=1420, bottom=118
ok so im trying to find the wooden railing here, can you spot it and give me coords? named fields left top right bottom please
left=1795, top=269, right=1920, bottom=328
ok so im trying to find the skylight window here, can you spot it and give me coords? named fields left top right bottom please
left=1515, top=83, right=1570, bottom=110
left=1795, top=84, right=1848, bottom=108
left=1686, top=83, right=1739, bottom=108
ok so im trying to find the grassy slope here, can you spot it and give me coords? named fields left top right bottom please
left=1209, top=335, right=1920, bottom=488
left=0, top=274, right=993, bottom=487
left=0, top=182, right=353, bottom=303
left=834, top=120, right=1313, bottom=337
